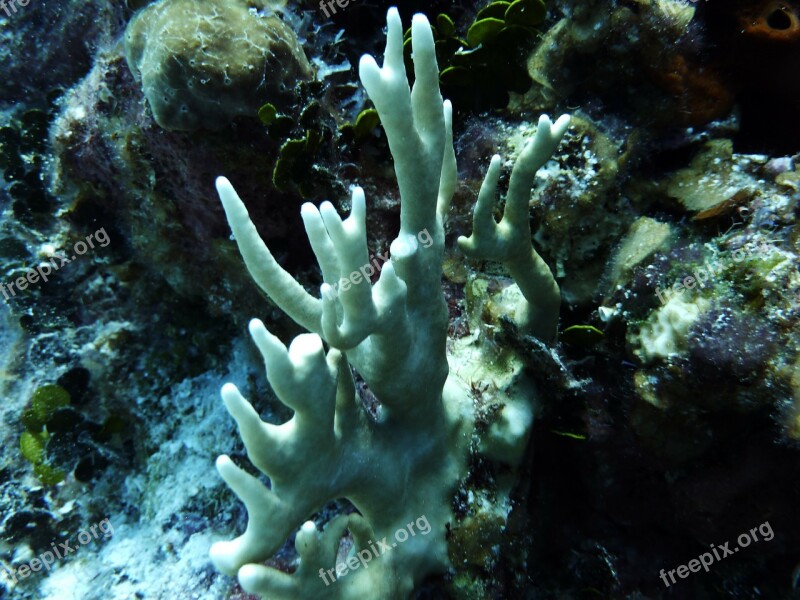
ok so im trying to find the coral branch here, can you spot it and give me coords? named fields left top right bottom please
left=458, top=114, right=570, bottom=341
left=216, top=176, right=323, bottom=335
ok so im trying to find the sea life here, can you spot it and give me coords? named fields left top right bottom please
left=1, top=0, right=798, bottom=598
left=210, top=10, right=568, bottom=596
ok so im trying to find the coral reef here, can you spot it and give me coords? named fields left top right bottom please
left=1, top=0, right=799, bottom=598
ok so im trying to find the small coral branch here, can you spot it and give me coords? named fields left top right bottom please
left=358, top=12, right=457, bottom=236
left=458, top=114, right=570, bottom=342
left=210, top=325, right=342, bottom=578
left=216, top=177, right=323, bottom=335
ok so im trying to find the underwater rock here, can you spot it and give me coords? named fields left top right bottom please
left=50, top=50, right=305, bottom=332
left=687, top=307, right=777, bottom=386
left=664, top=139, right=759, bottom=213
left=775, top=159, right=800, bottom=192
left=602, top=216, right=673, bottom=296
left=0, top=0, right=124, bottom=107
left=525, top=0, right=733, bottom=128
left=124, top=0, right=312, bottom=130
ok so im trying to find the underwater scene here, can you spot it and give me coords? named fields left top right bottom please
left=1, top=0, right=799, bottom=598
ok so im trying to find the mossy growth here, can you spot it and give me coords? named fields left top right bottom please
left=256, top=89, right=382, bottom=198
left=257, top=102, right=279, bottom=127
left=338, top=108, right=381, bottom=146
left=19, top=374, right=120, bottom=484
left=22, top=384, right=71, bottom=432
left=722, top=243, right=786, bottom=307
left=1, top=92, right=63, bottom=227
left=272, top=131, right=323, bottom=197
left=404, top=0, right=547, bottom=111
left=19, top=384, right=71, bottom=485
left=448, top=511, right=506, bottom=569
left=260, top=99, right=334, bottom=197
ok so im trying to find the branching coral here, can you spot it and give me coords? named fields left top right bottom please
left=209, top=8, right=569, bottom=598
left=458, top=113, right=569, bottom=342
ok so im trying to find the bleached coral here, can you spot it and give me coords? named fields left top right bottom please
left=458, top=113, right=570, bottom=342
left=209, top=8, right=569, bottom=598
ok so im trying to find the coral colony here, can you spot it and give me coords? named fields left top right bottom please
left=210, top=8, right=569, bottom=598
left=124, top=0, right=312, bottom=130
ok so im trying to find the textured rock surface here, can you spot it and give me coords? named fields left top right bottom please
left=124, top=0, right=312, bottom=130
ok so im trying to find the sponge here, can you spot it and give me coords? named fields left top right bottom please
left=124, top=0, right=311, bottom=130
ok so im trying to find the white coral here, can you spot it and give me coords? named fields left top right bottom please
left=210, top=7, right=569, bottom=598
left=458, top=114, right=570, bottom=342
